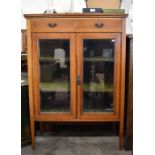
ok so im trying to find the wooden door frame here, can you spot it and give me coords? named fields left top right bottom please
left=76, top=32, right=121, bottom=121
left=32, top=32, right=77, bottom=121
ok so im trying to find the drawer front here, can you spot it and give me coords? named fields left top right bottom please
left=76, top=18, right=122, bottom=32
left=31, top=18, right=76, bottom=32
left=31, top=18, right=122, bottom=32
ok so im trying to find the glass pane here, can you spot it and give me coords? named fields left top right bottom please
left=39, top=39, right=70, bottom=112
left=83, top=39, right=115, bottom=112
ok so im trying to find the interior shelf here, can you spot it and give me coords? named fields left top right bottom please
left=84, top=83, right=113, bottom=92
left=39, top=57, right=69, bottom=62
left=40, top=82, right=69, bottom=92
left=40, top=82, right=113, bottom=92
left=84, top=57, right=114, bottom=62
left=39, top=57, right=113, bottom=62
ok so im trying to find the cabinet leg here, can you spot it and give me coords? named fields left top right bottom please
left=30, top=119, right=35, bottom=150
left=119, top=120, right=124, bottom=150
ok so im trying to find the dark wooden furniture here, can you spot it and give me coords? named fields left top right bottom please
left=21, top=29, right=28, bottom=72
left=21, top=29, right=27, bottom=53
left=21, top=29, right=30, bottom=146
left=125, top=34, right=133, bottom=150
left=24, top=13, right=127, bottom=149
left=21, top=84, right=31, bottom=146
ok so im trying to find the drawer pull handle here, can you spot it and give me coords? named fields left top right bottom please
left=48, top=23, right=57, bottom=28
left=95, top=23, right=104, bottom=28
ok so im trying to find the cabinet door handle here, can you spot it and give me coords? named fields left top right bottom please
left=48, top=23, right=57, bottom=28
left=76, top=75, right=81, bottom=85
left=95, top=23, right=104, bottom=28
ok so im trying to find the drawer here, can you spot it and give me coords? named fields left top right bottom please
left=31, top=18, right=76, bottom=32
left=76, top=18, right=122, bottom=32
left=31, top=18, right=122, bottom=32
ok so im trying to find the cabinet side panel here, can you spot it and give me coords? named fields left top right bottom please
left=27, top=19, right=35, bottom=149
left=113, top=34, right=121, bottom=116
left=119, top=18, right=126, bottom=149
left=27, top=19, right=34, bottom=120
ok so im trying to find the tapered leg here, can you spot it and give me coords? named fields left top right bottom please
left=119, top=120, right=124, bottom=150
left=30, top=119, right=35, bottom=149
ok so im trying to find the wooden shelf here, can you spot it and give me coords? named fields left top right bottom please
left=40, top=57, right=69, bottom=62
left=39, top=57, right=113, bottom=62
left=84, top=83, right=113, bottom=92
left=40, top=82, right=69, bottom=92
left=40, top=82, right=113, bottom=92
left=84, top=57, right=114, bottom=62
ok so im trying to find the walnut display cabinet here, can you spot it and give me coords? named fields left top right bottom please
left=24, top=13, right=127, bottom=149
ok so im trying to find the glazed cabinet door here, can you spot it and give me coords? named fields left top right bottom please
left=77, top=33, right=121, bottom=121
left=32, top=33, right=76, bottom=120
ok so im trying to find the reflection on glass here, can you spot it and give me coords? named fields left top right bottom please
left=39, top=39, right=70, bottom=112
left=83, top=39, right=115, bottom=112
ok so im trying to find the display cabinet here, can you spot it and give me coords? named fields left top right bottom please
left=25, top=13, right=127, bottom=149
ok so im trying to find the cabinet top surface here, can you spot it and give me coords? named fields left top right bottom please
left=24, top=13, right=128, bottom=19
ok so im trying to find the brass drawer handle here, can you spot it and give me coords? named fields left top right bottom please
left=48, top=23, right=57, bottom=28
left=95, top=23, right=104, bottom=28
